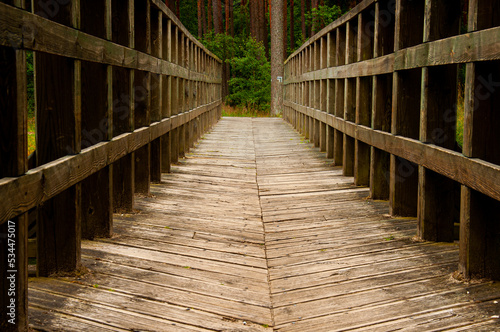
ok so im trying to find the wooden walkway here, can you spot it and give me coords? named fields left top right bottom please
left=28, top=118, right=500, bottom=331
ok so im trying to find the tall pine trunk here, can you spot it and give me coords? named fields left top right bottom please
left=213, top=0, right=223, bottom=34
left=202, top=0, right=207, bottom=35
left=208, top=0, right=213, bottom=33
left=250, top=0, right=257, bottom=40
left=301, top=0, right=306, bottom=40
left=271, top=0, right=284, bottom=116
left=290, top=0, right=294, bottom=50
left=283, top=0, right=287, bottom=60
left=198, top=0, right=203, bottom=38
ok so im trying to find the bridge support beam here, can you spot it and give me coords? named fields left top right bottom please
left=0, top=39, right=28, bottom=331
left=459, top=0, right=500, bottom=278
left=389, top=0, right=424, bottom=217
left=417, top=1, right=461, bottom=242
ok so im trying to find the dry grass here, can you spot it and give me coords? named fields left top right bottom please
left=28, top=115, right=36, bottom=155
left=222, top=104, right=270, bottom=117
left=456, top=83, right=465, bottom=148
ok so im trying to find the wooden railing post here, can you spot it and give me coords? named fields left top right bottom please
left=283, top=0, right=500, bottom=282
left=334, top=27, right=345, bottom=166
left=35, top=0, right=82, bottom=277
left=81, top=0, right=113, bottom=240
left=161, top=18, right=172, bottom=174
left=459, top=0, right=500, bottom=280
left=0, top=5, right=222, bottom=326
left=170, top=25, right=179, bottom=164
left=417, top=0, right=461, bottom=242
left=133, top=0, right=152, bottom=195
left=354, top=11, right=373, bottom=186
left=0, top=2, right=28, bottom=328
left=389, top=0, right=424, bottom=217
left=112, top=0, right=135, bottom=213
left=150, top=8, right=163, bottom=183
left=343, top=20, right=357, bottom=176
left=326, top=32, right=336, bottom=159
left=370, top=0, right=393, bottom=200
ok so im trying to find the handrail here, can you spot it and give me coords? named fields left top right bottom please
left=0, top=1, right=222, bottom=330
left=283, top=0, right=500, bottom=282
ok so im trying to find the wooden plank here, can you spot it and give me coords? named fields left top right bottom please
left=0, top=3, right=221, bottom=83
left=286, top=0, right=376, bottom=61
left=286, top=100, right=500, bottom=203
left=26, top=117, right=500, bottom=331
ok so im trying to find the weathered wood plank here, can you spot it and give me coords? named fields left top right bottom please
left=27, top=118, right=500, bottom=331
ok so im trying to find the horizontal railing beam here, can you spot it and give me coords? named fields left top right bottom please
left=0, top=100, right=222, bottom=224
left=285, top=26, right=500, bottom=84
left=0, top=3, right=221, bottom=83
left=285, top=101, right=500, bottom=203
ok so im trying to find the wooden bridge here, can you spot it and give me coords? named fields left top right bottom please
left=1, top=0, right=500, bottom=331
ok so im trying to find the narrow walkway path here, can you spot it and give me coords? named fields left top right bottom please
left=28, top=118, right=500, bottom=331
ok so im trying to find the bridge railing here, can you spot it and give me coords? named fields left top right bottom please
left=0, top=0, right=222, bottom=330
left=284, top=0, right=500, bottom=281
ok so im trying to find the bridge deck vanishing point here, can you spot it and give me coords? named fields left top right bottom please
left=28, top=118, right=500, bottom=332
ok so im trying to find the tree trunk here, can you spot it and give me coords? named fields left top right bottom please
left=224, top=0, right=231, bottom=99
left=319, top=0, right=325, bottom=29
left=230, top=0, right=234, bottom=37
left=208, top=0, right=213, bottom=32
left=176, top=0, right=180, bottom=18
left=213, top=0, right=223, bottom=34
left=258, top=0, right=264, bottom=43
left=202, top=0, right=207, bottom=35
left=271, top=0, right=284, bottom=116
left=198, top=0, right=203, bottom=38
left=260, top=0, right=268, bottom=56
left=166, top=0, right=175, bottom=12
left=283, top=0, right=287, bottom=59
left=250, top=0, right=257, bottom=39
left=301, top=0, right=306, bottom=40
left=290, top=0, right=294, bottom=50
left=225, top=0, right=229, bottom=33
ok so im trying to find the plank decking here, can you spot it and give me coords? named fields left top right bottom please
left=28, top=118, right=500, bottom=331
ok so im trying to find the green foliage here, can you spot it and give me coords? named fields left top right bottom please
left=226, top=38, right=270, bottom=112
left=306, top=5, right=343, bottom=34
left=27, top=51, right=34, bottom=116
left=202, top=31, right=271, bottom=114
left=201, top=31, right=236, bottom=62
left=178, top=0, right=199, bottom=37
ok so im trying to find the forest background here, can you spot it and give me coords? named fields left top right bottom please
left=163, top=0, right=362, bottom=114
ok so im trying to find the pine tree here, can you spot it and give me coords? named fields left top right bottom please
left=271, top=0, right=284, bottom=116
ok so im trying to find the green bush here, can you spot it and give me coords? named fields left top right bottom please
left=202, top=33, right=271, bottom=113
left=27, top=51, right=34, bottom=117
left=227, top=38, right=270, bottom=112
left=306, top=5, right=343, bottom=34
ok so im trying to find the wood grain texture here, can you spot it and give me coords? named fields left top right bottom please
left=0, top=100, right=221, bottom=223
left=284, top=101, right=500, bottom=204
left=0, top=3, right=221, bottom=81
left=28, top=118, right=500, bottom=331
